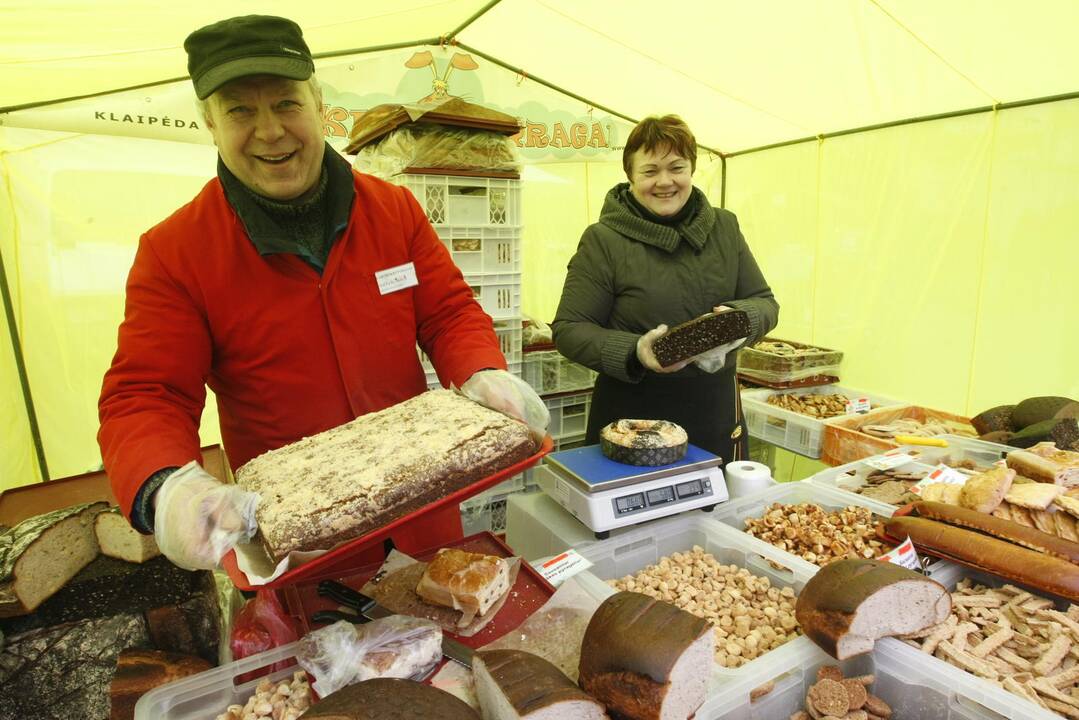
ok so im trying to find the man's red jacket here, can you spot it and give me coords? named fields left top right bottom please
left=98, top=170, right=505, bottom=518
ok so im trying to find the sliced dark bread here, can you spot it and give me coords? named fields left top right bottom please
left=474, top=649, right=608, bottom=720
left=0, top=501, right=108, bottom=617
left=795, top=559, right=951, bottom=660
left=652, top=308, right=749, bottom=368
left=971, top=404, right=1016, bottom=435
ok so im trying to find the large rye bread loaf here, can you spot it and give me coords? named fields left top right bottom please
left=302, top=677, right=480, bottom=719
left=473, top=649, right=608, bottom=720
left=652, top=308, right=749, bottom=368
left=795, top=559, right=951, bottom=659
left=578, top=591, right=713, bottom=720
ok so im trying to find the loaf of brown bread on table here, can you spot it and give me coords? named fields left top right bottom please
left=301, top=677, right=480, bottom=719
left=110, top=649, right=211, bottom=720
left=473, top=649, right=608, bottom=720
left=578, top=591, right=713, bottom=720
left=236, top=390, right=534, bottom=562
left=795, top=559, right=951, bottom=659
left=885, top=515, right=1079, bottom=600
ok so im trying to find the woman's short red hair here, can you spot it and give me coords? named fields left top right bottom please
left=623, top=114, right=698, bottom=176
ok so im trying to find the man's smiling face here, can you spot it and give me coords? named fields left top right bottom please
left=205, top=75, right=324, bottom=200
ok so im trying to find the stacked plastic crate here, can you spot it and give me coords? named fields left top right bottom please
left=392, top=174, right=523, bottom=389
left=392, top=173, right=524, bottom=533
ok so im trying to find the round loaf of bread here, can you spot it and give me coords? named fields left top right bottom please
left=301, top=677, right=479, bottom=719
left=600, top=420, right=688, bottom=466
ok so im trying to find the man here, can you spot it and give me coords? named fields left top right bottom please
left=98, top=15, right=545, bottom=571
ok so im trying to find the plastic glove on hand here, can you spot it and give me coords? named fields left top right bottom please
left=636, top=325, right=690, bottom=373
left=460, top=369, right=550, bottom=446
left=153, top=462, right=260, bottom=571
left=692, top=336, right=747, bottom=373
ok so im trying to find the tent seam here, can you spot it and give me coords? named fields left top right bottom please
left=866, top=0, right=998, bottom=105
left=963, top=108, right=999, bottom=415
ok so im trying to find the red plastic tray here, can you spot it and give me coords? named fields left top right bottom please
left=281, top=531, right=555, bottom=647
left=221, top=435, right=552, bottom=590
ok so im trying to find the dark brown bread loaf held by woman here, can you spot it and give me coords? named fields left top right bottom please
left=578, top=591, right=713, bottom=720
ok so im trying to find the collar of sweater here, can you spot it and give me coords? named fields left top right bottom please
left=598, top=183, right=715, bottom=253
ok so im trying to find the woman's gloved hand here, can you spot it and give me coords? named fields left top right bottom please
left=460, top=369, right=550, bottom=445
left=153, top=462, right=260, bottom=571
left=692, top=336, right=746, bottom=373
left=636, top=325, right=690, bottom=373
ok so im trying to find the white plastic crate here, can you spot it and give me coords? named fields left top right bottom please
left=698, top=628, right=1033, bottom=720
left=878, top=562, right=1068, bottom=720
left=573, top=514, right=817, bottom=685
left=741, top=385, right=904, bottom=459
left=710, top=481, right=946, bottom=576
left=419, top=317, right=522, bottom=376
left=809, top=457, right=936, bottom=508
left=544, top=391, right=592, bottom=439
left=436, top=225, right=521, bottom=275
left=394, top=173, right=522, bottom=227
left=464, top=272, right=521, bottom=320
left=522, top=349, right=597, bottom=396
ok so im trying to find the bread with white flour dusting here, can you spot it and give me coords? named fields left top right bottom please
left=236, top=390, right=534, bottom=562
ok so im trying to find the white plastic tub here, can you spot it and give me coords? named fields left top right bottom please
left=698, top=630, right=1045, bottom=720
left=741, top=384, right=904, bottom=458
left=572, top=513, right=817, bottom=684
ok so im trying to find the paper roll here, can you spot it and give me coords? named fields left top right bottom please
left=724, top=460, right=775, bottom=498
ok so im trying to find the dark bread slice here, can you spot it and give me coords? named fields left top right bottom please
left=795, top=559, right=951, bottom=660
left=302, top=677, right=480, bottom=719
left=652, top=308, right=750, bottom=368
left=578, top=591, right=712, bottom=720
left=473, top=649, right=608, bottom=719
left=0, top=501, right=108, bottom=617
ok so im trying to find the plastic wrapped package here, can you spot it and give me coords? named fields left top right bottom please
left=229, top=590, right=301, bottom=683
left=353, top=124, right=521, bottom=179
left=737, top=337, right=844, bottom=386
left=822, top=405, right=978, bottom=466
left=296, top=616, right=443, bottom=697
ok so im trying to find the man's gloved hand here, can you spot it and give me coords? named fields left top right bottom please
left=153, top=462, right=260, bottom=571
left=460, top=369, right=550, bottom=445
left=636, top=325, right=690, bottom=373
left=692, top=336, right=747, bottom=373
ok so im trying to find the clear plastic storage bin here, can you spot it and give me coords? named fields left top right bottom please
left=741, top=385, right=904, bottom=458
left=393, top=174, right=522, bottom=227
left=879, top=562, right=1068, bottom=720
left=134, top=642, right=304, bottom=720
left=521, top=349, right=597, bottom=396
left=435, top=225, right=521, bottom=275
left=573, top=514, right=817, bottom=684
left=736, top=337, right=844, bottom=386
left=710, top=481, right=949, bottom=575
left=697, top=629, right=1040, bottom=720
left=809, top=457, right=936, bottom=506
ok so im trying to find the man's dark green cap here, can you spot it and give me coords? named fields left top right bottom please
left=184, top=15, right=314, bottom=99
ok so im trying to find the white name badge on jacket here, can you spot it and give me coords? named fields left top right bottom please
left=375, top=262, right=419, bottom=295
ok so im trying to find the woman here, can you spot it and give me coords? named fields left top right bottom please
left=552, top=114, right=779, bottom=463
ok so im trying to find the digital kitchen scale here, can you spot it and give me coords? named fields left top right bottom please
left=535, top=443, right=729, bottom=538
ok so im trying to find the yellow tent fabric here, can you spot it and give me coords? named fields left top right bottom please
left=1, top=1, right=1078, bottom=491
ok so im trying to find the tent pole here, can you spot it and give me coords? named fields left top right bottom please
left=726, top=90, right=1079, bottom=159
left=720, top=154, right=727, bottom=209
left=0, top=244, right=50, bottom=482
left=446, top=0, right=503, bottom=38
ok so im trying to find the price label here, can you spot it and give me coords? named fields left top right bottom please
left=865, top=450, right=915, bottom=471
left=878, top=536, right=922, bottom=571
left=845, top=396, right=872, bottom=414
left=534, top=549, right=593, bottom=587
left=910, top=463, right=969, bottom=495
